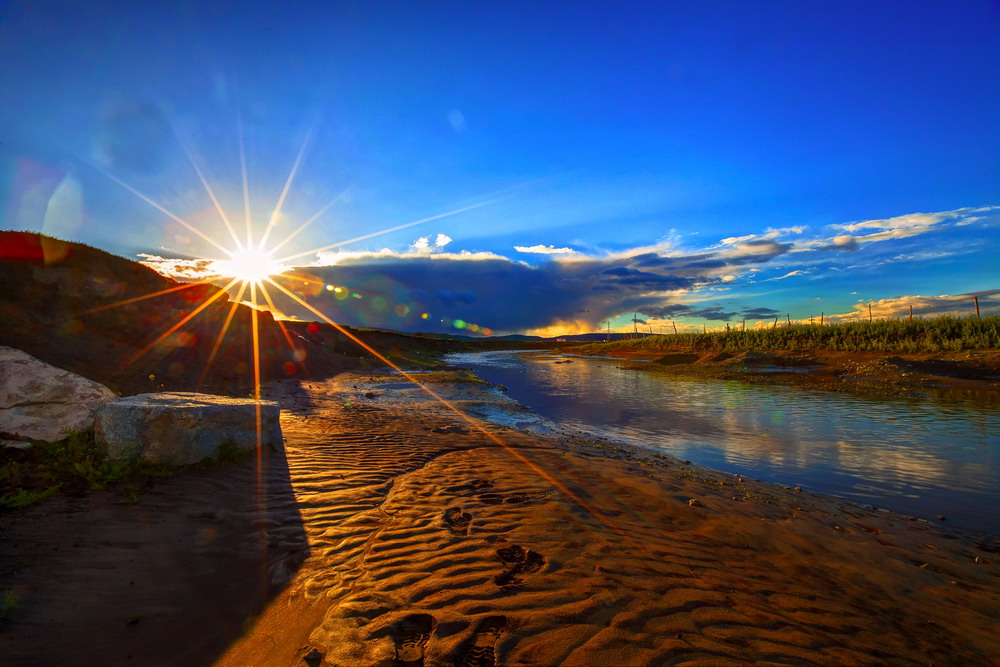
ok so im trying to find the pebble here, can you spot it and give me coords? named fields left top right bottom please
left=688, top=498, right=703, bottom=508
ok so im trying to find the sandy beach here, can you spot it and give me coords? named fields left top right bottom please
left=3, top=371, right=999, bottom=666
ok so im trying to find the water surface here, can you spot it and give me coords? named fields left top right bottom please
left=444, top=350, right=1000, bottom=534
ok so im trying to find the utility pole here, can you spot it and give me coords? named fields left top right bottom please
left=672, top=321, right=677, bottom=334
left=633, top=313, right=637, bottom=339
left=868, top=303, right=873, bottom=323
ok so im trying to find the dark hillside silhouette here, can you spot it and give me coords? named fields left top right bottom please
left=0, top=232, right=463, bottom=395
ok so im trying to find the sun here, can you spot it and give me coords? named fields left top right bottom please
left=213, top=245, right=286, bottom=284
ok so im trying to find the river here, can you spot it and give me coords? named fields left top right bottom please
left=443, top=350, right=1000, bottom=535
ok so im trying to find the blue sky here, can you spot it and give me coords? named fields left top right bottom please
left=2, top=1, right=998, bottom=335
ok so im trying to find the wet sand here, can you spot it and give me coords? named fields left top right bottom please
left=3, top=372, right=999, bottom=665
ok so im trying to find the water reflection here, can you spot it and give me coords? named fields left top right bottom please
left=445, top=351, right=1000, bottom=534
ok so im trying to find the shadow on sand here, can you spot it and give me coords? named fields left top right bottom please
left=0, top=439, right=308, bottom=665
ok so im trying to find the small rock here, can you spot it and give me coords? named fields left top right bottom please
left=303, top=648, right=323, bottom=666
left=793, top=486, right=802, bottom=492
left=936, top=515, right=946, bottom=521
left=687, top=498, right=703, bottom=508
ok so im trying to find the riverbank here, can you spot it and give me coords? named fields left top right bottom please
left=563, top=346, right=1000, bottom=398
left=5, top=371, right=997, bottom=665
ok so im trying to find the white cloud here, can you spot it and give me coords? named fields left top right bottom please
left=834, top=206, right=999, bottom=233
left=720, top=225, right=806, bottom=246
left=514, top=244, right=577, bottom=255
left=766, top=269, right=807, bottom=281
left=827, top=290, right=1000, bottom=321
left=137, top=253, right=222, bottom=281
left=410, top=233, right=454, bottom=254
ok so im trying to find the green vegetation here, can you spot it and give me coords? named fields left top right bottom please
left=0, top=431, right=251, bottom=510
left=0, top=431, right=173, bottom=510
left=214, top=438, right=252, bottom=464
left=1, top=588, right=22, bottom=622
left=572, top=316, right=1000, bottom=355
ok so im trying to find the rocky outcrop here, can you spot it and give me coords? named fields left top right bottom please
left=0, top=346, right=119, bottom=444
left=94, top=392, right=282, bottom=464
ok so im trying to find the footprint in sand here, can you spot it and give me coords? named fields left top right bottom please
left=391, top=613, right=436, bottom=667
left=494, top=544, right=546, bottom=591
left=455, top=615, right=508, bottom=667
left=444, top=507, right=473, bottom=534
left=444, top=479, right=495, bottom=494
left=477, top=490, right=555, bottom=505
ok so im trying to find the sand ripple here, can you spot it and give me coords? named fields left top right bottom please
left=221, top=375, right=1000, bottom=666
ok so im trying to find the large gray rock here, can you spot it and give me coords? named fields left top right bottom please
left=94, top=392, right=282, bottom=464
left=0, top=346, right=119, bottom=444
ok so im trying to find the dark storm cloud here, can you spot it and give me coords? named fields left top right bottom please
left=270, top=253, right=717, bottom=334
left=142, top=230, right=809, bottom=335
left=741, top=307, right=782, bottom=319
left=599, top=266, right=699, bottom=289
left=629, top=241, right=791, bottom=272
left=256, top=234, right=804, bottom=333
left=817, top=235, right=860, bottom=252
left=637, top=303, right=740, bottom=321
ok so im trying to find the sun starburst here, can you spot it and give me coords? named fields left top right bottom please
left=212, top=245, right=287, bottom=285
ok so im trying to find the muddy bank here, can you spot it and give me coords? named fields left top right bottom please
left=567, top=348, right=1000, bottom=398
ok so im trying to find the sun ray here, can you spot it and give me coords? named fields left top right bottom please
left=90, top=164, right=231, bottom=256
left=272, top=273, right=328, bottom=288
left=197, top=280, right=249, bottom=387
left=249, top=281, right=264, bottom=498
left=77, top=281, right=211, bottom=316
left=258, top=123, right=315, bottom=249
left=266, top=188, right=351, bottom=256
left=275, top=197, right=503, bottom=264
left=238, top=114, right=253, bottom=247
left=258, top=280, right=311, bottom=376
left=262, top=276, right=624, bottom=538
left=172, top=127, right=244, bottom=250
left=119, top=278, right=240, bottom=371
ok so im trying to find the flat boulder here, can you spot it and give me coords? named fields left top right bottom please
left=94, top=392, right=282, bottom=465
left=0, top=346, right=118, bottom=444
